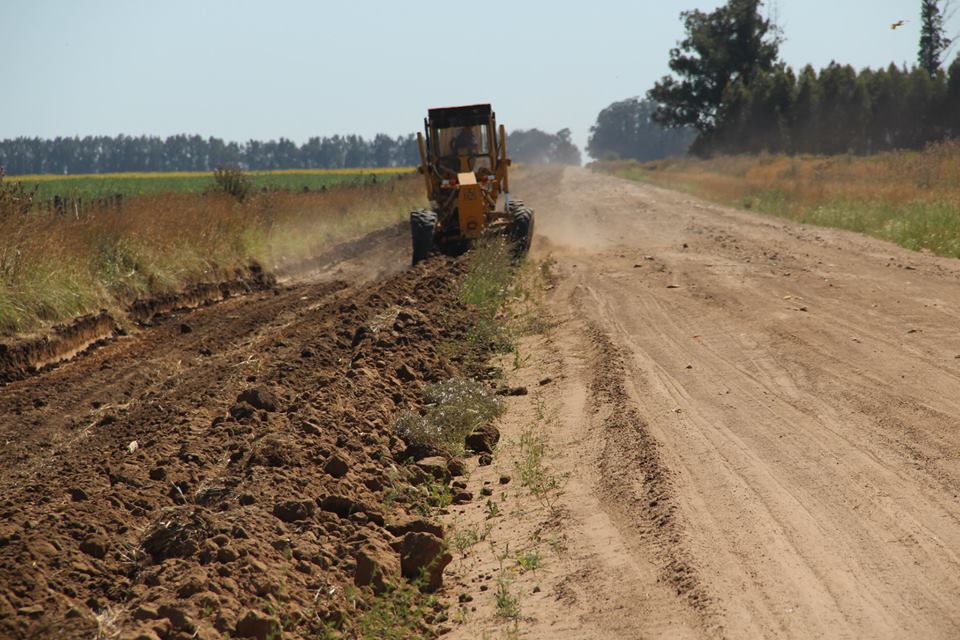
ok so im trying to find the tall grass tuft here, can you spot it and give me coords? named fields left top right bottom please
left=459, top=238, right=516, bottom=352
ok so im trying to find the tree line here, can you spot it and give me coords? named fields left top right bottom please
left=587, top=0, right=960, bottom=160
left=0, top=134, right=421, bottom=175
left=0, top=128, right=582, bottom=176
left=704, top=59, right=960, bottom=155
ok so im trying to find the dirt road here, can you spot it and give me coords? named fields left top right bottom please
left=503, top=166, right=960, bottom=638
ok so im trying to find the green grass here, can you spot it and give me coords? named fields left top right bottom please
left=13, top=168, right=412, bottom=201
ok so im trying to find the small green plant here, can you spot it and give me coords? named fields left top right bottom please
left=450, top=521, right=492, bottom=558
left=511, top=346, right=531, bottom=371
left=211, top=165, right=254, bottom=202
left=354, top=579, right=440, bottom=639
left=453, top=605, right=472, bottom=625
left=485, top=498, right=501, bottom=519
left=383, top=467, right=452, bottom=516
left=514, top=426, right=568, bottom=512
left=516, top=549, right=541, bottom=573
left=539, top=255, right=557, bottom=282
left=494, top=578, right=521, bottom=620
left=395, top=377, right=504, bottom=455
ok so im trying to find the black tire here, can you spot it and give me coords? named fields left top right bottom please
left=410, top=208, right=437, bottom=266
left=506, top=199, right=526, bottom=216
left=508, top=203, right=534, bottom=256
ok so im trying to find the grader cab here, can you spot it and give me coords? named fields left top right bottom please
left=410, top=104, right=534, bottom=265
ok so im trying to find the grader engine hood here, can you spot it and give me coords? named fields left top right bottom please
left=456, top=172, right=485, bottom=239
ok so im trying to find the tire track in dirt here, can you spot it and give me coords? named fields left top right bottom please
left=583, top=310, right=719, bottom=634
left=515, top=166, right=960, bottom=639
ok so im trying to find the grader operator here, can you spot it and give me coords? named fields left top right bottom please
left=410, top=104, right=534, bottom=264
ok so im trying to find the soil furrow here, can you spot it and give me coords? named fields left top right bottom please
left=0, top=252, right=482, bottom=639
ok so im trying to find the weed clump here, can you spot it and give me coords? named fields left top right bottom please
left=459, top=238, right=516, bottom=353
left=211, top=166, right=254, bottom=202
left=383, top=467, right=452, bottom=516
left=0, top=167, right=37, bottom=216
left=396, top=378, right=503, bottom=455
left=514, top=425, right=568, bottom=513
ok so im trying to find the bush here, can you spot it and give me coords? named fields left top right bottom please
left=211, top=166, right=253, bottom=202
left=396, top=378, right=503, bottom=455
left=0, top=167, right=37, bottom=216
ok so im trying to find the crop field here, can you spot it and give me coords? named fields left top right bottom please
left=11, top=167, right=413, bottom=200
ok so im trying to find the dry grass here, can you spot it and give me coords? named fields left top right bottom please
left=595, top=141, right=960, bottom=257
left=0, top=175, right=423, bottom=335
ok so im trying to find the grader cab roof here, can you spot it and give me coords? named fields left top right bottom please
left=427, top=104, right=493, bottom=128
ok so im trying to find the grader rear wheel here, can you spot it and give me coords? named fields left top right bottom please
left=507, top=200, right=535, bottom=256
left=410, top=209, right=437, bottom=266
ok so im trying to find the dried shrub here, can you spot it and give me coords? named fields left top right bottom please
left=396, top=378, right=503, bottom=455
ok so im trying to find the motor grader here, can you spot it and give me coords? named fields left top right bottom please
left=410, top=104, right=534, bottom=264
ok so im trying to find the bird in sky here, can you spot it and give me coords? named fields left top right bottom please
left=891, top=19, right=908, bottom=30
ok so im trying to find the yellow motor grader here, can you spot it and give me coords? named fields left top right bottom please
left=410, top=103, right=534, bottom=264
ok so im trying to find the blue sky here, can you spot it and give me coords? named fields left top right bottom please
left=3, top=1, right=957, bottom=157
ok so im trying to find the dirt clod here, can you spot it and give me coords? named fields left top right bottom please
left=273, top=499, right=316, bottom=523
left=396, top=363, right=418, bottom=382
left=416, top=456, right=452, bottom=483
left=78, top=535, right=108, bottom=559
left=234, top=609, right=281, bottom=640
left=400, top=532, right=452, bottom=592
left=354, top=540, right=400, bottom=594
left=452, top=490, right=473, bottom=504
left=141, top=508, right=213, bottom=562
left=322, top=454, right=350, bottom=478
left=497, top=385, right=528, bottom=396
left=465, top=424, right=500, bottom=454
left=236, top=386, right=279, bottom=412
